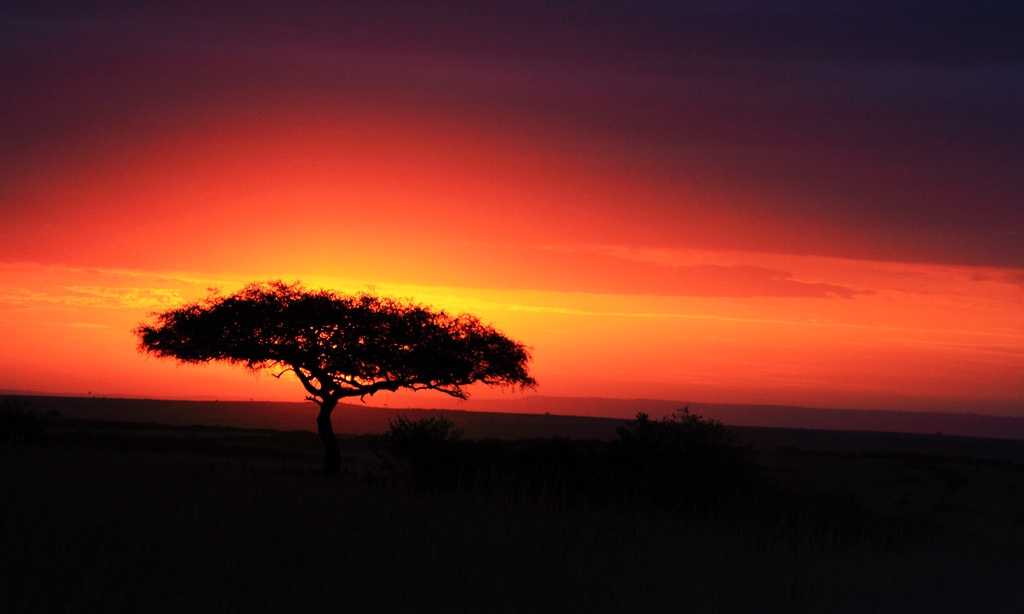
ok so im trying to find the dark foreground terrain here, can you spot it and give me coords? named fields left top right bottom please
left=3, top=399, right=1024, bottom=613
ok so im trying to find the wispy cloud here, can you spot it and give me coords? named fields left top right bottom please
left=522, top=244, right=873, bottom=299
left=58, top=286, right=185, bottom=309
left=0, top=262, right=241, bottom=310
left=386, top=288, right=1023, bottom=342
left=971, top=269, right=1024, bottom=290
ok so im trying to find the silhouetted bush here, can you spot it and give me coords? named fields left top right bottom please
left=0, top=398, right=47, bottom=445
left=377, top=409, right=754, bottom=513
left=608, top=408, right=752, bottom=509
left=379, top=417, right=600, bottom=501
left=379, top=415, right=465, bottom=487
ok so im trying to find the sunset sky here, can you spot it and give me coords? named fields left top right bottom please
left=2, top=1, right=1022, bottom=417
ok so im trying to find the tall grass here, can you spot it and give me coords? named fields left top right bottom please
left=3, top=443, right=1022, bottom=613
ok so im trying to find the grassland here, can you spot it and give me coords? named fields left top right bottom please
left=3, top=401, right=1024, bottom=613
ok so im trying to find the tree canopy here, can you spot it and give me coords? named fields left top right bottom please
left=135, top=281, right=535, bottom=473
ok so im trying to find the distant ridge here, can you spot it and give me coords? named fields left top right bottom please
left=0, top=394, right=624, bottom=441
left=4, top=392, right=1024, bottom=440
left=435, top=396, right=1024, bottom=441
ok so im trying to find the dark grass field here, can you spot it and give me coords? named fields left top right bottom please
left=3, top=397, right=1024, bottom=613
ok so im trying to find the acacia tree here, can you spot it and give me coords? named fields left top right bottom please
left=135, top=281, right=535, bottom=474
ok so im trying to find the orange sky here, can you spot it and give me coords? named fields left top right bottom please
left=2, top=2, right=1022, bottom=417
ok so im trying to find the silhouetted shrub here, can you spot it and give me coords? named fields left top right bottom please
left=0, top=398, right=47, bottom=445
left=379, top=415, right=465, bottom=487
left=378, top=418, right=600, bottom=501
left=609, top=408, right=751, bottom=509
left=377, top=410, right=755, bottom=511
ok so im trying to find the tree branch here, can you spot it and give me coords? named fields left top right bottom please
left=291, top=365, right=323, bottom=400
left=409, top=382, right=468, bottom=400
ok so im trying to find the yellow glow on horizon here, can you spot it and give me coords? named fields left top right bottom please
left=3, top=253, right=1020, bottom=415
left=2, top=104, right=1022, bottom=416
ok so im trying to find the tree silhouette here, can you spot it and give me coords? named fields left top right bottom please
left=135, top=281, right=535, bottom=474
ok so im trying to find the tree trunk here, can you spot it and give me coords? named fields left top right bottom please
left=317, top=397, right=341, bottom=476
